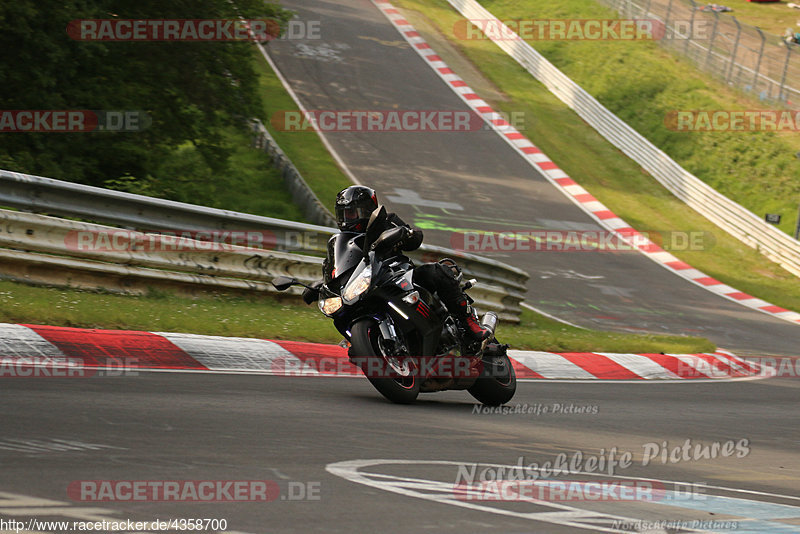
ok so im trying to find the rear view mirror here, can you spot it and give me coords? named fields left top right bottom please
left=371, top=226, right=405, bottom=252
left=271, top=276, right=296, bottom=291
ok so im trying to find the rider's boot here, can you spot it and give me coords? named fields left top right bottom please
left=452, top=294, right=491, bottom=342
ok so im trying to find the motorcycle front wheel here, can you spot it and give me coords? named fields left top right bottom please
left=350, top=319, right=420, bottom=404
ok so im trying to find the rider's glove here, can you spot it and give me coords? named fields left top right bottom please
left=302, top=281, right=323, bottom=305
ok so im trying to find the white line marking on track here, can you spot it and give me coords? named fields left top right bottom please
left=327, top=458, right=800, bottom=533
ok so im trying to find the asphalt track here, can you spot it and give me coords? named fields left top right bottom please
left=265, top=0, right=800, bottom=357
left=1, top=373, right=798, bottom=533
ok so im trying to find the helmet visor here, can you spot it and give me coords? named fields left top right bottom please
left=336, top=204, right=373, bottom=229
left=342, top=207, right=360, bottom=221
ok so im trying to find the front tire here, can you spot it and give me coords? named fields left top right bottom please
left=468, top=348, right=516, bottom=406
left=350, top=320, right=420, bottom=404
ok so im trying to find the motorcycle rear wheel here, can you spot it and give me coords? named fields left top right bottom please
left=468, top=350, right=516, bottom=406
left=350, top=319, right=420, bottom=404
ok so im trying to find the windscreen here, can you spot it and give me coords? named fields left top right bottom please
left=327, top=232, right=365, bottom=284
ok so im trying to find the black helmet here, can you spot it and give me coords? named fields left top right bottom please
left=335, top=185, right=378, bottom=232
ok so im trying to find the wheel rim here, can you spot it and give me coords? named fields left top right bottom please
left=385, top=356, right=412, bottom=377
left=369, top=326, right=417, bottom=390
left=487, top=356, right=512, bottom=386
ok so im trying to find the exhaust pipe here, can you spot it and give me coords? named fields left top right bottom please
left=480, top=311, right=498, bottom=337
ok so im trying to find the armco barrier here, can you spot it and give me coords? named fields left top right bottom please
left=0, top=168, right=332, bottom=255
left=0, top=209, right=323, bottom=296
left=445, top=0, right=800, bottom=278
left=0, top=204, right=527, bottom=321
left=0, top=170, right=527, bottom=295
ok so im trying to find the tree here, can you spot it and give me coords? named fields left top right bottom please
left=0, top=0, right=290, bottom=185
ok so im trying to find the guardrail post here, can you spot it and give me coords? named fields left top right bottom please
left=704, top=11, right=719, bottom=71
left=726, top=17, right=741, bottom=83
left=795, top=203, right=800, bottom=240
left=752, top=27, right=766, bottom=95
left=685, top=0, right=697, bottom=55
left=778, top=41, right=793, bottom=103
left=664, top=0, right=673, bottom=37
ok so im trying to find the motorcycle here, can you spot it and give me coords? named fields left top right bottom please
left=272, top=206, right=516, bottom=405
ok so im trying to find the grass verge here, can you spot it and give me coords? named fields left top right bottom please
left=393, top=0, right=800, bottom=313
left=718, top=0, right=800, bottom=37
left=0, top=279, right=713, bottom=353
left=107, top=126, right=305, bottom=222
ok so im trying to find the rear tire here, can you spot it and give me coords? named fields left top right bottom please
left=468, top=348, right=516, bottom=406
left=350, top=320, right=420, bottom=404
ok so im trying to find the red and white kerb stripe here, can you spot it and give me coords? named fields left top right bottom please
left=0, top=323, right=773, bottom=381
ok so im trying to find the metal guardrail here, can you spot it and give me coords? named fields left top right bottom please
left=0, top=208, right=324, bottom=295
left=0, top=168, right=333, bottom=255
left=447, top=0, right=800, bottom=278
left=0, top=171, right=529, bottom=321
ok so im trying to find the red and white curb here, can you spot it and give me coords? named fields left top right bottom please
left=371, top=0, right=800, bottom=327
left=0, top=323, right=775, bottom=382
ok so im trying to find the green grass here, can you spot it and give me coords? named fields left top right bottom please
left=505, top=308, right=715, bottom=353
left=718, top=0, right=800, bottom=37
left=154, top=128, right=305, bottom=221
left=0, top=279, right=713, bottom=353
left=106, top=126, right=306, bottom=222
left=393, top=0, right=800, bottom=313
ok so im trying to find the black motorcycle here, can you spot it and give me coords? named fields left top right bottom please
left=272, top=206, right=516, bottom=405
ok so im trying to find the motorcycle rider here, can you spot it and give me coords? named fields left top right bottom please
left=325, top=185, right=491, bottom=342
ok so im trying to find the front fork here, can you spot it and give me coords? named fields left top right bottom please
left=376, top=314, right=408, bottom=356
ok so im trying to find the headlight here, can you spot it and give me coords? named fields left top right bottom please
left=343, top=265, right=372, bottom=302
left=318, top=296, right=343, bottom=316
